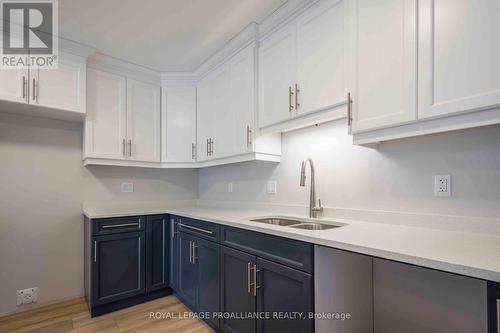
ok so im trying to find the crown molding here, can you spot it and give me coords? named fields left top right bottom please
left=88, top=52, right=161, bottom=85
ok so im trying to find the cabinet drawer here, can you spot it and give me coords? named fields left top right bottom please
left=92, top=216, right=145, bottom=236
left=175, top=216, right=220, bottom=242
left=221, top=226, right=313, bottom=273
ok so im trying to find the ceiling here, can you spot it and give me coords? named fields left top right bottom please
left=59, top=0, right=287, bottom=72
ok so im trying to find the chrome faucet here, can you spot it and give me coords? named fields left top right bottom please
left=300, top=157, right=323, bottom=218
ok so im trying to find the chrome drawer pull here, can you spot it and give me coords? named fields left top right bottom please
left=101, top=222, right=139, bottom=229
left=497, top=299, right=500, bottom=333
left=178, top=223, right=213, bottom=235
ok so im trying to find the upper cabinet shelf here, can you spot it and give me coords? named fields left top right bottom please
left=259, top=0, right=349, bottom=134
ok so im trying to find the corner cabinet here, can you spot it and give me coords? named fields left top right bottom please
left=259, top=0, right=348, bottom=134
left=0, top=52, right=86, bottom=121
left=84, top=68, right=161, bottom=166
left=196, top=43, right=281, bottom=166
left=84, top=215, right=171, bottom=317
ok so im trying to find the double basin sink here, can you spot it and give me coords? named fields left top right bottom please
left=250, top=217, right=344, bottom=230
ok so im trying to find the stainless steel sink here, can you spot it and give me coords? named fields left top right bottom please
left=289, top=223, right=340, bottom=230
left=250, top=217, right=344, bottom=230
left=250, top=218, right=302, bottom=226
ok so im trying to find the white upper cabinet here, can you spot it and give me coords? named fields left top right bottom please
left=351, top=0, right=417, bottom=133
left=259, top=0, right=348, bottom=133
left=211, top=65, right=232, bottom=159
left=196, top=73, right=216, bottom=162
left=126, top=79, right=161, bottom=163
left=296, top=0, right=346, bottom=116
left=84, top=68, right=161, bottom=165
left=418, top=0, right=500, bottom=119
left=0, top=52, right=86, bottom=121
left=229, top=45, right=255, bottom=155
left=162, top=86, right=197, bottom=163
left=0, top=68, right=28, bottom=104
left=85, top=69, right=127, bottom=160
left=34, top=54, right=86, bottom=114
left=259, top=24, right=297, bottom=128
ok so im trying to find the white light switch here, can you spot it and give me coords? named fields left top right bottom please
left=266, top=181, right=277, bottom=195
left=121, top=183, right=134, bottom=193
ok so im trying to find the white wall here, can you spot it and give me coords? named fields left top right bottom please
left=0, top=112, right=198, bottom=316
left=199, top=120, right=500, bottom=219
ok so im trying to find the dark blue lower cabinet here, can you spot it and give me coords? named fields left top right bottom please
left=488, top=282, right=500, bottom=333
left=256, top=257, right=314, bottom=333
left=196, top=237, right=221, bottom=328
left=177, top=232, right=198, bottom=307
left=221, top=246, right=256, bottom=333
left=92, top=231, right=146, bottom=306
left=146, top=215, right=170, bottom=293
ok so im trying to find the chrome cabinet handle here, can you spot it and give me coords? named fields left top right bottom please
left=288, top=86, right=294, bottom=112
left=253, top=264, right=260, bottom=297
left=295, top=84, right=300, bottom=110
left=22, top=76, right=26, bottom=99
left=247, top=263, right=251, bottom=293
left=192, top=242, right=198, bottom=264
left=206, top=139, right=209, bottom=157
left=189, top=240, right=193, bottom=264
left=497, top=299, right=500, bottom=333
left=94, top=241, right=97, bottom=263
left=178, top=223, right=213, bottom=235
left=122, top=139, right=126, bottom=156
left=32, top=78, right=36, bottom=102
left=128, top=140, right=132, bottom=157
left=209, top=139, right=214, bottom=156
left=101, top=222, right=139, bottom=229
left=347, top=92, right=353, bottom=131
left=191, top=143, right=196, bottom=160
left=246, top=126, right=252, bottom=147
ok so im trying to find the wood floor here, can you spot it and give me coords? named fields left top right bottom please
left=0, top=296, right=215, bottom=333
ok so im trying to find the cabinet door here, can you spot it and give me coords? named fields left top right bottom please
left=146, top=215, right=169, bottom=293
left=418, top=0, right=500, bottom=119
left=229, top=44, right=255, bottom=155
left=212, top=65, right=232, bottom=159
left=0, top=67, right=28, bottom=104
left=170, top=217, right=179, bottom=291
left=220, top=246, right=256, bottom=333
left=177, top=232, right=197, bottom=307
left=195, top=237, right=221, bottom=328
left=162, top=86, right=197, bottom=163
left=85, top=69, right=127, bottom=160
left=296, top=0, right=347, bottom=115
left=126, top=79, right=161, bottom=162
left=258, top=24, right=297, bottom=128
left=33, top=53, right=86, bottom=113
left=373, top=258, right=487, bottom=333
left=256, top=258, right=313, bottom=333
left=196, top=75, right=214, bottom=162
left=351, top=0, right=417, bottom=132
left=92, top=232, right=145, bottom=306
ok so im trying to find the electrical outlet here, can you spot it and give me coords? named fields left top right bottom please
left=266, top=181, right=277, bottom=195
left=434, top=175, right=451, bottom=197
left=17, top=287, right=38, bottom=306
left=121, top=183, right=134, bottom=193
left=227, top=182, right=233, bottom=193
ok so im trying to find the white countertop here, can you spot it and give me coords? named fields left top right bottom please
left=83, top=205, right=500, bottom=283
